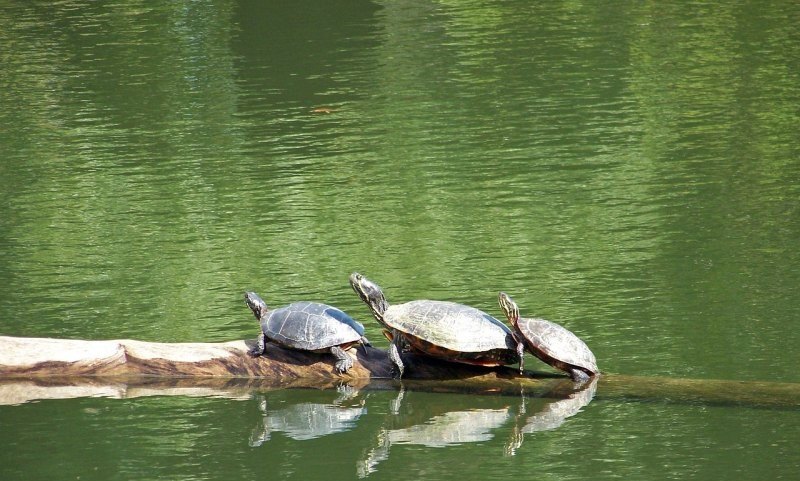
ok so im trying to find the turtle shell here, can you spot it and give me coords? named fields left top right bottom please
left=515, top=317, right=598, bottom=375
left=384, top=300, right=518, bottom=366
left=263, top=301, right=365, bottom=351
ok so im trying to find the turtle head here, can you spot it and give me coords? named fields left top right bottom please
left=498, top=292, right=520, bottom=325
left=244, top=291, right=268, bottom=320
left=349, top=272, right=389, bottom=319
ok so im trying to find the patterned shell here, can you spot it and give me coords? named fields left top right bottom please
left=517, top=317, right=598, bottom=373
left=384, top=300, right=516, bottom=353
left=262, top=301, right=365, bottom=351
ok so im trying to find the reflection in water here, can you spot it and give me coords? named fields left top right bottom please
left=239, top=382, right=598, bottom=477
left=505, top=377, right=598, bottom=456
left=357, top=382, right=597, bottom=476
left=358, top=401, right=511, bottom=477
left=249, top=385, right=366, bottom=446
left=379, top=409, right=511, bottom=447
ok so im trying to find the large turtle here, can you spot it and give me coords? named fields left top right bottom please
left=245, top=291, right=370, bottom=374
left=349, top=273, right=518, bottom=378
left=498, top=292, right=599, bottom=381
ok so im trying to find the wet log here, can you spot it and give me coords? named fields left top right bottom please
left=1, top=336, right=798, bottom=409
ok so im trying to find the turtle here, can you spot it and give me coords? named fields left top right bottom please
left=244, top=291, right=370, bottom=374
left=349, top=273, right=518, bottom=378
left=498, top=291, right=599, bottom=382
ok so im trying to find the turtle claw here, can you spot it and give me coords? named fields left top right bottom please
left=334, top=358, right=354, bottom=374
left=248, top=333, right=267, bottom=358
left=331, top=346, right=354, bottom=374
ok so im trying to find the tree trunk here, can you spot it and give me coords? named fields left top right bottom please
left=1, top=336, right=798, bottom=409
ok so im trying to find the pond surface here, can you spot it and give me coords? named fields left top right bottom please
left=1, top=1, right=799, bottom=480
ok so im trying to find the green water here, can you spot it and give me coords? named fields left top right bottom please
left=1, top=1, right=799, bottom=479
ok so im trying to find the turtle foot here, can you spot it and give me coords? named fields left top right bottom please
left=331, top=346, right=354, bottom=374
left=334, top=358, right=354, bottom=374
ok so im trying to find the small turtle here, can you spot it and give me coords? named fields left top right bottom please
left=245, top=291, right=370, bottom=374
left=498, top=292, right=599, bottom=381
left=349, top=273, right=518, bottom=378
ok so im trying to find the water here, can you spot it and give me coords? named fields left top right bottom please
left=1, top=382, right=798, bottom=480
left=1, top=0, right=799, bottom=479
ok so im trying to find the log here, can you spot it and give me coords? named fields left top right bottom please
left=1, top=336, right=798, bottom=409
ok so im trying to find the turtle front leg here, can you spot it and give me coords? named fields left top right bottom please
left=388, top=335, right=405, bottom=379
left=516, top=341, right=526, bottom=374
left=331, top=346, right=354, bottom=374
left=248, top=332, right=267, bottom=357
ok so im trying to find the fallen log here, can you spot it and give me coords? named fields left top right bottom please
left=0, top=335, right=402, bottom=379
left=1, top=336, right=798, bottom=409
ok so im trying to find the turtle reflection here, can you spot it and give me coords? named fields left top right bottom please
left=358, top=389, right=512, bottom=477
left=505, top=377, right=598, bottom=456
left=249, top=385, right=366, bottom=446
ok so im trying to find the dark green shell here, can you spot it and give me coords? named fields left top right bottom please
left=262, top=301, right=365, bottom=351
